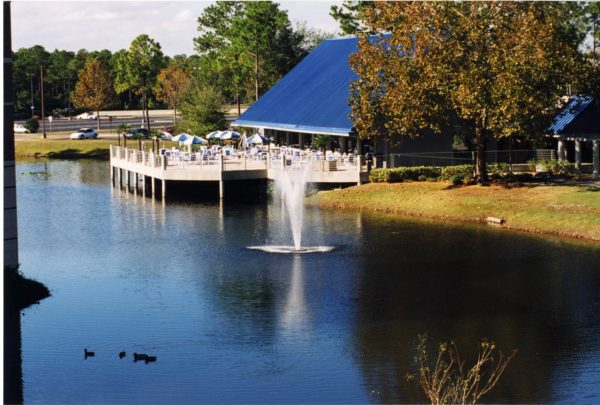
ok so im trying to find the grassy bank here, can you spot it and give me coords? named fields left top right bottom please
left=308, top=182, right=600, bottom=241
left=15, top=139, right=116, bottom=159
left=5, top=266, right=50, bottom=310
left=15, top=139, right=177, bottom=160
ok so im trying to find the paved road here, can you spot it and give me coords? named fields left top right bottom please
left=15, top=116, right=176, bottom=133
left=15, top=115, right=237, bottom=140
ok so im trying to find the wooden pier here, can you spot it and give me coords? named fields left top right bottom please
left=109, top=145, right=368, bottom=199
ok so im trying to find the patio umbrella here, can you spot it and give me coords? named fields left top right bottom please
left=206, top=130, right=223, bottom=140
left=220, top=130, right=241, bottom=140
left=172, top=133, right=190, bottom=142
left=183, top=135, right=208, bottom=145
left=247, top=133, right=269, bottom=145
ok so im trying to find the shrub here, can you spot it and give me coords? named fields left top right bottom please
left=531, top=160, right=578, bottom=176
left=440, top=165, right=473, bottom=181
left=24, top=118, right=39, bottom=133
left=450, top=174, right=463, bottom=186
left=488, top=162, right=511, bottom=177
left=407, top=335, right=517, bottom=405
left=369, top=166, right=442, bottom=183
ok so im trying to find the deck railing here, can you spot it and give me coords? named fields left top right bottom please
left=111, top=145, right=365, bottom=174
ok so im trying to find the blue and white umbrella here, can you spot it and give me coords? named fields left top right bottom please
left=246, top=133, right=269, bottom=145
left=206, top=130, right=223, bottom=140
left=183, top=135, right=208, bottom=145
left=172, top=133, right=190, bottom=142
left=220, top=130, right=241, bottom=140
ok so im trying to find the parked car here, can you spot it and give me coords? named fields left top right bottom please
left=161, top=126, right=175, bottom=134
left=14, top=123, right=30, bottom=133
left=70, top=128, right=98, bottom=140
left=124, top=128, right=149, bottom=139
left=76, top=112, right=97, bottom=120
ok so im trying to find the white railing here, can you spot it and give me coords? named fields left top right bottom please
left=111, top=145, right=365, bottom=174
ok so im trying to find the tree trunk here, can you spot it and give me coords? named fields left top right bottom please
left=96, top=109, right=100, bottom=131
left=475, top=125, right=488, bottom=184
left=254, top=47, right=259, bottom=101
left=123, top=133, right=126, bottom=148
left=237, top=92, right=241, bottom=117
left=173, top=107, right=177, bottom=127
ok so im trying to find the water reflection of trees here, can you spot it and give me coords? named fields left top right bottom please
left=352, top=216, right=600, bottom=403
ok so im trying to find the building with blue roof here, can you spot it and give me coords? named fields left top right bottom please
left=233, top=37, right=453, bottom=156
left=548, top=95, right=599, bottom=177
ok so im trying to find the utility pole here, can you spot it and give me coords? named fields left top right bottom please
left=40, top=65, right=46, bottom=138
left=28, top=73, right=34, bottom=117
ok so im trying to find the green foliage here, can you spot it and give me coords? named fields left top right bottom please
left=24, top=118, right=39, bottom=133
left=369, top=166, right=442, bottom=183
left=312, top=135, right=333, bottom=149
left=179, top=85, right=228, bottom=136
left=193, top=1, right=311, bottom=104
left=330, top=1, right=375, bottom=35
left=530, top=160, right=578, bottom=176
left=449, top=174, right=464, bottom=186
left=440, top=165, right=474, bottom=181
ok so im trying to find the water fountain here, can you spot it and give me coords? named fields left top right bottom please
left=248, top=158, right=334, bottom=254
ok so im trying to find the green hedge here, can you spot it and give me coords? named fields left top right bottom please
left=369, top=166, right=442, bottom=183
left=527, top=160, right=579, bottom=176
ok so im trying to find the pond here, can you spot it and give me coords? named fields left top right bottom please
left=11, top=160, right=600, bottom=404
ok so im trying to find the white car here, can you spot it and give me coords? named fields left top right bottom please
left=76, top=112, right=98, bottom=120
left=14, top=123, right=30, bottom=133
left=70, top=128, right=98, bottom=140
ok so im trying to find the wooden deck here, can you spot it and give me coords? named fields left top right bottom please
left=109, top=145, right=368, bottom=198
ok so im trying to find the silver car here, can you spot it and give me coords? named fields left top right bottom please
left=70, top=128, right=98, bottom=140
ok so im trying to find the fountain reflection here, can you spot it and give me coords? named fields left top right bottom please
left=279, top=256, right=310, bottom=338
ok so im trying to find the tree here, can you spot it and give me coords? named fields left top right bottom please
left=330, top=1, right=375, bottom=35
left=114, top=35, right=166, bottom=132
left=194, top=1, right=307, bottom=110
left=155, top=66, right=192, bottom=126
left=117, top=123, right=130, bottom=148
left=71, top=58, right=115, bottom=130
left=179, top=85, right=228, bottom=136
left=350, top=2, right=591, bottom=183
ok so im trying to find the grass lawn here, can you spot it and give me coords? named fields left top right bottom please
left=15, top=139, right=178, bottom=159
left=308, top=182, right=600, bottom=241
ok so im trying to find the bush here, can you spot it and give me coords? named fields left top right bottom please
left=24, top=118, right=39, bottom=133
left=450, top=174, right=463, bottom=186
left=530, top=160, right=578, bottom=176
left=369, top=167, right=443, bottom=183
left=440, top=165, right=473, bottom=181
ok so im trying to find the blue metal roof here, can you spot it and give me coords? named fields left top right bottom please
left=233, top=37, right=359, bottom=136
left=548, top=95, right=594, bottom=134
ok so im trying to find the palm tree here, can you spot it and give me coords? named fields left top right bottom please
left=149, top=129, right=162, bottom=153
left=117, top=123, right=131, bottom=148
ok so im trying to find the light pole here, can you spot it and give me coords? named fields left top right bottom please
left=27, top=73, right=34, bottom=117
left=40, top=65, right=46, bottom=138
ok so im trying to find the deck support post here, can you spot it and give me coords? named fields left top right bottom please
left=575, top=139, right=582, bottom=169
left=141, top=175, right=146, bottom=196
left=125, top=170, right=130, bottom=190
left=161, top=179, right=166, bottom=200
left=593, top=139, right=599, bottom=180
left=118, top=168, right=122, bottom=188
left=151, top=177, right=156, bottom=196
left=219, top=180, right=225, bottom=199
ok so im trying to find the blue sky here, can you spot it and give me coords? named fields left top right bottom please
left=12, top=1, right=343, bottom=56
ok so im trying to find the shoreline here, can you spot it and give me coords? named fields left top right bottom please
left=308, top=182, right=600, bottom=243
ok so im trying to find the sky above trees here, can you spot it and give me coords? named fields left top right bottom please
left=12, top=1, right=343, bottom=56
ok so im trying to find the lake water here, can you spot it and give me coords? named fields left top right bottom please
left=12, top=160, right=600, bottom=404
